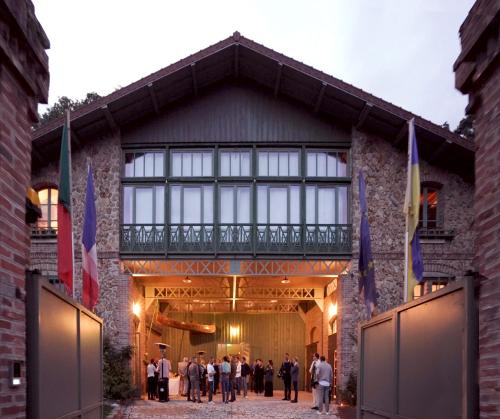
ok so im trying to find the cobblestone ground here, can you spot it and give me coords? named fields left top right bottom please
left=123, top=392, right=339, bottom=418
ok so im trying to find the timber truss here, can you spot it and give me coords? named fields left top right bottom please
left=162, top=301, right=301, bottom=313
left=122, top=259, right=350, bottom=276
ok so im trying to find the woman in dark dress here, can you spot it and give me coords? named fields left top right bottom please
left=264, top=360, right=274, bottom=397
left=254, top=359, right=264, bottom=394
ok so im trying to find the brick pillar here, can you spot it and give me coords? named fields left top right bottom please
left=454, top=1, right=500, bottom=416
left=0, top=1, right=49, bottom=417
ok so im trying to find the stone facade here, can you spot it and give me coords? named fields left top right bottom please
left=0, top=1, right=49, bottom=417
left=454, top=1, right=500, bottom=416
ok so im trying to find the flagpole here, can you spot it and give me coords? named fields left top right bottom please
left=67, top=109, right=75, bottom=299
left=403, top=119, right=412, bottom=303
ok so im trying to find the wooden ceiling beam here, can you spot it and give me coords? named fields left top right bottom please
left=429, top=139, right=452, bottom=164
left=356, top=102, right=373, bottom=130
left=314, top=82, right=327, bottom=113
left=393, top=122, right=409, bottom=147
left=147, top=82, right=160, bottom=114
left=101, top=105, right=119, bottom=133
left=274, top=62, right=283, bottom=98
left=191, top=63, right=198, bottom=96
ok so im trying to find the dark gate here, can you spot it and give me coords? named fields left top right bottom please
left=27, top=272, right=103, bottom=419
left=357, top=279, right=477, bottom=419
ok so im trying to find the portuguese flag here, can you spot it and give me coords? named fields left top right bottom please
left=57, top=112, right=74, bottom=295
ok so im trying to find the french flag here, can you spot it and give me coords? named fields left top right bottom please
left=82, top=165, right=99, bottom=310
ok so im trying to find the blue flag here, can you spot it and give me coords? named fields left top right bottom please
left=358, top=171, right=377, bottom=318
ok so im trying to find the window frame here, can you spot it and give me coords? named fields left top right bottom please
left=170, top=148, right=215, bottom=178
left=218, top=183, right=253, bottom=225
left=122, top=149, right=166, bottom=179
left=34, top=186, right=59, bottom=236
left=305, top=148, right=351, bottom=179
left=121, top=183, right=166, bottom=225
left=419, top=182, right=443, bottom=229
left=256, top=148, right=302, bottom=179
left=218, top=148, right=253, bottom=178
left=256, top=183, right=302, bottom=225
left=168, top=183, right=214, bottom=225
left=304, top=183, right=350, bottom=225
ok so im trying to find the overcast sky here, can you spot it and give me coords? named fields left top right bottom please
left=33, top=0, right=474, bottom=130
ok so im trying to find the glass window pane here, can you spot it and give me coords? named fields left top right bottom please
left=289, top=152, right=299, bottom=176
left=237, top=187, right=250, bottom=223
left=240, top=152, right=250, bottom=176
left=338, top=152, right=348, bottom=177
left=155, top=186, right=164, bottom=224
left=338, top=187, right=348, bottom=224
left=135, top=188, right=153, bottom=224
left=50, top=188, right=59, bottom=203
left=279, top=152, right=288, bottom=176
left=51, top=204, right=58, bottom=222
left=307, top=153, right=316, bottom=176
left=202, top=152, right=212, bottom=176
left=123, top=186, right=133, bottom=224
left=317, top=152, right=327, bottom=177
left=318, top=188, right=335, bottom=224
left=269, top=188, right=287, bottom=224
left=170, top=186, right=181, bottom=223
left=306, top=186, right=316, bottom=224
left=327, top=153, right=337, bottom=177
left=231, top=152, right=240, bottom=176
left=134, top=153, right=144, bottom=177
left=220, top=152, right=230, bottom=176
left=427, top=189, right=438, bottom=228
left=172, top=153, right=182, bottom=176
left=182, top=153, right=192, bottom=176
left=220, top=187, right=234, bottom=224
left=154, top=153, right=164, bottom=177
left=183, top=188, right=201, bottom=224
left=38, top=189, right=49, bottom=205
left=145, top=153, right=154, bottom=177
left=258, top=152, right=268, bottom=176
left=269, top=152, right=278, bottom=176
left=38, top=206, right=48, bottom=227
left=257, top=186, right=267, bottom=224
left=192, top=153, right=202, bottom=176
left=290, top=186, right=300, bottom=224
left=203, top=186, right=213, bottom=223
left=125, top=153, right=134, bottom=177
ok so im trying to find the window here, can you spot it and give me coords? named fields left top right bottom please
left=306, top=151, right=348, bottom=177
left=123, top=185, right=165, bottom=225
left=171, top=151, right=213, bottom=177
left=219, top=186, right=251, bottom=224
left=419, top=185, right=440, bottom=229
left=413, top=277, right=450, bottom=299
left=124, top=151, right=164, bottom=177
left=170, top=185, right=213, bottom=224
left=258, top=150, right=299, bottom=176
left=306, top=185, right=348, bottom=224
left=257, top=185, right=300, bottom=224
left=35, top=188, right=58, bottom=234
left=220, top=151, right=251, bottom=176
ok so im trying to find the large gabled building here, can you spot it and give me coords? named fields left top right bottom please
left=30, top=32, right=474, bottom=395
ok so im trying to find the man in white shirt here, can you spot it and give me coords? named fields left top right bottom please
left=309, top=353, right=320, bottom=410
left=207, top=358, right=216, bottom=403
left=235, top=356, right=242, bottom=396
left=158, top=356, right=172, bottom=402
left=147, top=359, right=158, bottom=400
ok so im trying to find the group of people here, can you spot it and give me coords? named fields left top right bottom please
left=146, top=351, right=334, bottom=415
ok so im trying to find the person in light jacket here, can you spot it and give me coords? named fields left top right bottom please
left=290, top=356, right=300, bottom=403
left=316, top=356, right=333, bottom=415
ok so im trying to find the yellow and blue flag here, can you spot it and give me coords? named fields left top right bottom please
left=359, top=171, right=377, bottom=318
left=404, top=119, right=424, bottom=301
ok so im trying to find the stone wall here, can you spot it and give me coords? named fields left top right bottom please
left=336, top=127, right=475, bottom=390
left=454, top=1, right=500, bottom=415
left=30, top=132, right=130, bottom=346
left=0, top=2, right=49, bottom=417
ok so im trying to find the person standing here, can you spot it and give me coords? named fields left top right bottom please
left=229, top=355, right=237, bottom=402
left=255, top=359, right=264, bottom=395
left=188, top=357, right=202, bottom=403
left=291, top=356, right=300, bottom=403
left=316, top=356, right=333, bottom=415
left=179, top=357, right=189, bottom=397
left=147, top=359, right=158, bottom=400
left=309, top=353, right=320, bottom=410
left=213, top=359, right=220, bottom=395
left=200, top=360, right=207, bottom=397
left=279, top=353, right=292, bottom=401
left=264, top=360, right=274, bottom=397
left=241, top=356, right=251, bottom=398
left=220, top=356, right=231, bottom=404
left=158, top=355, right=171, bottom=402
left=235, top=356, right=242, bottom=396
left=207, top=358, right=215, bottom=404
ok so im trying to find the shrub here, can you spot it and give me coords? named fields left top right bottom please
left=103, top=336, right=137, bottom=400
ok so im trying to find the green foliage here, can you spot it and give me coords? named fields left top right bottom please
left=37, top=92, right=101, bottom=126
left=339, top=372, right=357, bottom=406
left=103, top=336, right=137, bottom=400
left=454, top=114, right=474, bottom=141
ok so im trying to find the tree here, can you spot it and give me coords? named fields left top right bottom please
left=454, top=114, right=474, bottom=141
left=37, top=92, right=101, bottom=126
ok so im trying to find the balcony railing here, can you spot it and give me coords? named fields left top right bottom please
left=31, top=226, right=58, bottom=238
left=120, top=224, right=352, bottom=255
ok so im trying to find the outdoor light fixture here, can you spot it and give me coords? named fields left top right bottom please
left=328, top=302, right=338, bottom=319
left=9, top=361, right=21, bottom=387
left=183, top=276, right=192, bottom=284
left=132, top=302, right=141, bottom=317
left=270, top=299, right=278, bottom=303
left=193, top=299, right=200, bottom=303
left=281, top=276, right=290, bottom=284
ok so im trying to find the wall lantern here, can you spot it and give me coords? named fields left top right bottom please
left=10, top=361, right=22, bottom=387
left=132, top=302, right=141, bottom=317
left=328, top=302, right=338, bottom=320
left=229, top=325, right=240, bottom=340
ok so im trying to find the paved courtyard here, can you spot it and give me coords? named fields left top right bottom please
left=121, top=392, right=342, bottom=418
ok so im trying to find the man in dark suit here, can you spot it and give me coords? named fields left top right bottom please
left=279, top=353, right=292, bottom=400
